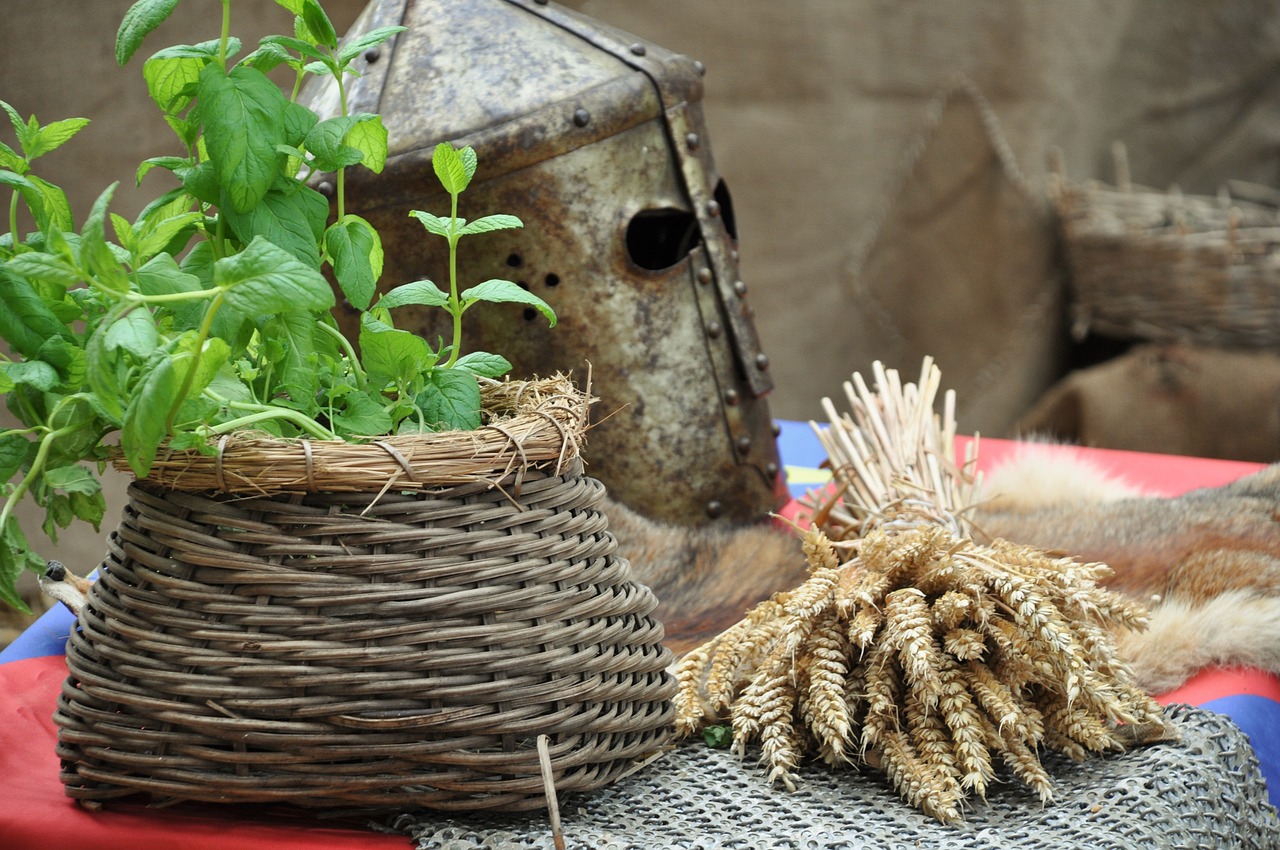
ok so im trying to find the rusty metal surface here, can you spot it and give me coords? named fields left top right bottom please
left=301, top=0, right=786, bottom=525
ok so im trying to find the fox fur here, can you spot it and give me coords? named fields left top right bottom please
left=610, top=449, right=1280, bottom=695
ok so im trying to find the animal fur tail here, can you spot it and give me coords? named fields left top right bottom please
left=1117, top=590, right=1280, bottom=694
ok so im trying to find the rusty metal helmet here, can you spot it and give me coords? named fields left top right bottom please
left=300, top=0, right=785, bottom=526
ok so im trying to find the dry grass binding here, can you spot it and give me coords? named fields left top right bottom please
left=673, top=358, right=1170, bottom=822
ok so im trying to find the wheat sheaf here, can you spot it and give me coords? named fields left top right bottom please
left=672, top=358, right=1171, bottom=823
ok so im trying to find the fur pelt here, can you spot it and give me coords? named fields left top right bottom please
left=611, top=448, right=1280, bottom=694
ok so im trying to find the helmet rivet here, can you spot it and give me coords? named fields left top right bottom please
left=697, top=267, right=713, bottom=285
left=694, top=60, right=706, bottom=77
left=736, top=436, right=752, bottom=454
left=755, top=352, right=770, bottom=370
left=686, top=132, right=700, bottom=151
left=706, top=500, right=723, bottom=519
left=706, top=199, right=721, bottom=217
left=363, top=48, right=380, bottom=64
left=731, top=249, right=740, bottom=262
left=317, top=180, right=335, bottom=197
left=733, top=279, right=748, bottom=297
left=572, top=107, right=591, bottom=127
left=706, top=320, right=723, bottom=339
left=771, top=421, right=783, bottom=437
left=766, top=462, right=780, bottom=477
left=630, top=43, right=647, bottom=56
left=724, top=388, right=740, bottom=405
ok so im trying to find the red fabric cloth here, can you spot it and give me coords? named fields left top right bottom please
left=0, top=657, right=412, bottom=850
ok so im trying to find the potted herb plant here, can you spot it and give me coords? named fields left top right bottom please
left=1, top=0, right=673, bottom=813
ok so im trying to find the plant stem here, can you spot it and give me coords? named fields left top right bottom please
left=165, top=288, right=225, bottom=434
left=7, top=189, right=18, bottom=254
left=218, top=0, right=232, bottom=71
left=315, top=320, right=366, bottom=390
left=0, top=424, right=76, bottom=544
left=445, top=193, right=462, bottom=367
left=210, top=403, right=338, bottom=440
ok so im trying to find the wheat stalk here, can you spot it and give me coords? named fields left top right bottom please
left=674, top=359, right=1170, bottom=822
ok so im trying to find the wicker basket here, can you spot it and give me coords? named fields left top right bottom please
left=1055, top=174, right=1280, bottom=346
left=53, top=377, right=676, bottom=812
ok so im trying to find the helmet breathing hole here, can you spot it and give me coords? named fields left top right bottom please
left=714, top=179, right=738, bottom=241
left=626, top=207, right=701, bottom=271
left=545, top=273, right=560, bottom=286
left=506, top=253, right=523, bottom=267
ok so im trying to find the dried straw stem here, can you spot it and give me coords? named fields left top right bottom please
left=674, top=359, right=1170, bottom=823
left=122, top=375, right=589, bottom=495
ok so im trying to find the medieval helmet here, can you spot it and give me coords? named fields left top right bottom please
left=300, top=0, right=785, bottom=526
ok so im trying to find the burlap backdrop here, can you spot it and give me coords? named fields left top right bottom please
left=4, top=0, right=1280, bottom=579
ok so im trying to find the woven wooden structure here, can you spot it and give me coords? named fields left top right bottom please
left=54, top=378, right=675, bottom=811
left=1054, top=166, right=1280, bottom=347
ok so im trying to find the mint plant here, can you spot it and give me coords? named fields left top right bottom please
left=0, top=0, right=556, bottom=611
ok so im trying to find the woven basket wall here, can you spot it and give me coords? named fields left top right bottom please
left=53, top=379, right=676, bottom=812
left=1055, top=179, right=1280, bottom=346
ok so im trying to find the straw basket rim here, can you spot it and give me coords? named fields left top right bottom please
left=120, top=374, right=591, bottom=495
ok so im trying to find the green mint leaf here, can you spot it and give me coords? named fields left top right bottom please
left=110, top=212, right=137, bottom=254
left=116, top=0, right=183, bottom=66
left=454, top=351, right=512, bottom=379
left=240, top=42, right=293, bottom=74
left=0, top=171, right=44, bottom=224
left=461, top=279, right=557, bottom=327
left=214, top=236, right=335, bottom=316
left=122, top=345, right=187, bottom=476
left=431, top=143, right=472, bottom=196
left=378, top=279, right=448, bottom=310
left=343, top=114, right=388, bottom=174
left=282, top=101, right=319, bottom=149
left=0, top=266, right=72, bottom=359
left=142, top=41, right=224, bottom=114
left=330, top=389, right=394, bottom=437
left=0, top=432, right=30, bottom=483
left=301, top=0, right=339, bottom=49
left=27, top=117, right=91, bottom=161
left=37, top=335, right=87, bottom=388
left=703, top=724, right=733, bottom=749
left=69, top=490, right=106, bottom=532
left=104, top=307, right=160, bottom=359
left=43, top=464, right=102, bottom=496
left=136, top=211, right=203, bottom=261
left=416, top=369, right=481, bottom=432
left=303, top=116, right=366, bottom=172
left=5, top=251, right=83, bottom=290
left=336, top=26, right=407, bottom=67
left=221, top=177, right=328, bottom=267
left=271, top=0, right=305, bottom=15
left=134, top=252, right=204, bottom=329
left=197, top=63, right=288, bottom=214
left=324, top=215, right=382, bottom=310
left=0, top=140, right=25, bottom=174
left=26, top=175, right=74, bottom=233
left=79, top=183, right=130, bottom=293
left=175, top=160, right=220, bottom=205
left=0, top=521, right=37, bottom=615
left=0, top=100, right=27, bottom=148
left=85, top=328, right=128, bottom=424
left=257, top=311, right=320, bottom=406
left=136, top=155, right=192, bottom=185
left=459, top=214, right=523, bottom=236
left=259, top=35, right=332, bottom=67
left=358, top=313, right=433, bottom=388
left=408, top=209, right=450, bottom=239
left=1, top=361, right=59, bottom=392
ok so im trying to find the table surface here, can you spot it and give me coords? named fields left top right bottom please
left=1, top=426, right=1277, bottom=849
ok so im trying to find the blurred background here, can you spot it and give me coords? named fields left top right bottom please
left=5, top=0, right=1280, bottom=632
